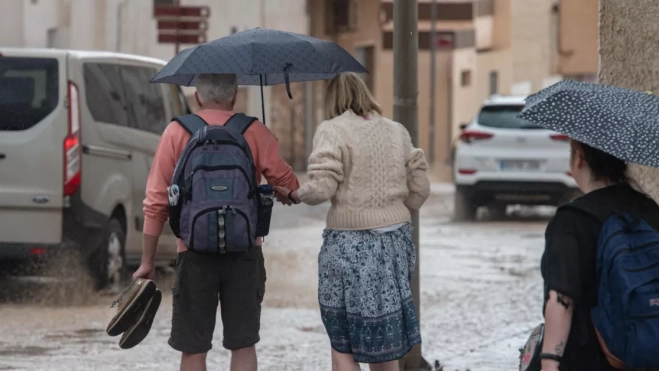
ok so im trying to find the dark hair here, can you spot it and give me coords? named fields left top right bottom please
left=573, top=141, right=629, bottom=184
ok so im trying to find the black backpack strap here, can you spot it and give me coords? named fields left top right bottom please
left=224, top=113, right=257, bottom=134
left=173, top=114, right=208, bottom=135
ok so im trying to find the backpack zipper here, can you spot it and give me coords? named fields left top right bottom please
left=189, top=205, right=226, bottom=251
left=232, top=207, right=254, bottom=250
left=186, top=165, right=252, bottom=188
left=189, top=205, right=253, bottom=251
left=609, top=240, right=659, bottom=267
left=622, top=251, right=659, bottom=272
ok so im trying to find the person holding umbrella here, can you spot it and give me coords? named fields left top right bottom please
left=518, top=80, right=659, bottom=371
left=274, top=72, right=431, bottom=371
left=142, top=28, right=370, bottom=371
left=134, top=72, right=299, bottom=371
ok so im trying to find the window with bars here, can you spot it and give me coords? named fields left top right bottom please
left=489, top=71, right=499, bottom=95
left=354, top=45, right=374, bottom=92
left=325, top=0, right=358, bottom=34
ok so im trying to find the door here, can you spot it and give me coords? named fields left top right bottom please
left=0, top=51, right=69, bottom=244
left=119, top=63, right=178, bottom=262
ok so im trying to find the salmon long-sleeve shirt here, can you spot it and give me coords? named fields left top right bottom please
left=143, top=109, right=300, bottom=253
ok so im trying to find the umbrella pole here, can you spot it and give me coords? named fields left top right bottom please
left=260, top=75, right=266, bottom=126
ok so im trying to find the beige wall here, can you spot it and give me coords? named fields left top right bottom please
left=0, top=0, right=308, bottom=132
left=475, top=49, right=513, bottom=102
left=558, top=0, right=598, bottom=77
left=510, top=0, right=555, bottom=92
left=492, top=0, right=512, bottom=50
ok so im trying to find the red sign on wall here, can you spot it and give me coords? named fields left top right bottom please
left=155, top=5, right=210, bottom=49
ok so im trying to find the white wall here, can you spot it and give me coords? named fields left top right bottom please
left=0, top=0, right=308, bottom=124
left=0, top=0, right=26, bottom=47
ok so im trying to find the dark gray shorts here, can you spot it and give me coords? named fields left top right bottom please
left=168, top=246, right=266, bottom=353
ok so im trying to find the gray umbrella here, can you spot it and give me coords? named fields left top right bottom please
left=151, top=28, right=367, bottom=123
left=518, top=79, right=659, bottom=168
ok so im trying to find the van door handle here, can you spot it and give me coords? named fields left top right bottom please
left=0, top=153, right=5, bottom=160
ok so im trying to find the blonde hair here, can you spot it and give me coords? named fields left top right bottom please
left=325, top=73, right=382, bottom=119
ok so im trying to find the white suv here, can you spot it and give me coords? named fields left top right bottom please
left=453, top=94, right=580, bottom=220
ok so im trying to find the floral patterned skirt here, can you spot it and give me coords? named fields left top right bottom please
left=318, top=224, right=421, bottom=364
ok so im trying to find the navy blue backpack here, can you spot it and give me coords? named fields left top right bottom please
left=579, top=208, right=659, bottom=370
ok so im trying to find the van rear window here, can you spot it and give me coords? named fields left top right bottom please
left=478, top=105, right=542, bottom=129
left=0, top=57, right=59, bottom=131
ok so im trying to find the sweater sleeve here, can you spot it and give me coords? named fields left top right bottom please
left=401, top=125, right=431, bottom=210
left=297, top=122, right=345, bottom=205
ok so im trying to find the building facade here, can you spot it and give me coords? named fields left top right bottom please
left=0, top=0, right=597, bottom=180
left=556, top=0, right=598, bottom=82
left=308, top=0, right=563, bottom=180
left=0, top=0, right=310, bottom=169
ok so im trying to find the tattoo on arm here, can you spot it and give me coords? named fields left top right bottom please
left=556, top=293, right=573, bottom=309
left=554, top=340, right=566, bottom=356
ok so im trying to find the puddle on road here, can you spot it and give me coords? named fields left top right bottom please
left=43, top=328, right=105, bottom=341
left=0, top=345, right=55, bottom=357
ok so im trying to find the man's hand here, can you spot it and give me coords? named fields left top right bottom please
left=133, top=264, right=156, bottom=281
left=273, top=185, right=294, bottom=206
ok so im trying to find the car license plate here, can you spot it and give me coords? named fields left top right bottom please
left=500, top=160, right=541, bottom=171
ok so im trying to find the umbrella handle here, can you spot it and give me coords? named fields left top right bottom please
left=284, top=63, right=293, bottom=100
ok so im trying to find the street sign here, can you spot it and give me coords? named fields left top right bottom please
left=154, top=5, right=210, bottom=18
left=436, top=33, right=454, bottom=50
left=155, top=5, right=210, bottom=52
left=158, top=34, right=207, bottom=44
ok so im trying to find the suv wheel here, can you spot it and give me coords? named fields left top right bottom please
left=488, top=204, right=508, bottom=220
left=454, top=186, right=477, bottom=221
left=93, top=219, right=126, bottom=291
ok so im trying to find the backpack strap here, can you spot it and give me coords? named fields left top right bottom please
left=224, top=113, right=257, bottom=135
left=173, top=114, right=208, bottom=135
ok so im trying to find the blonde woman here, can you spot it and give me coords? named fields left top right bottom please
left=274, top=73, right=431, bottom=371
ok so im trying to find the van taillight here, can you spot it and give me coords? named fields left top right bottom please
left=459, top=130, right=494, bottom=144
left=64, top=82, right=81, bottom=196
left=550, top=134, right=570, bottom=142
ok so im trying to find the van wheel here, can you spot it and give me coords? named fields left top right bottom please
left=454, top=186, right=477, bottom=221
left=93, top=219, right=126, bottom=291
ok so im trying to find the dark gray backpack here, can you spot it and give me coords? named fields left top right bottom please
left=167, top=113, right=259, bottom=254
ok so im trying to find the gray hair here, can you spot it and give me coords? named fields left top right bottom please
left=195, top=73, right=238, bottom=104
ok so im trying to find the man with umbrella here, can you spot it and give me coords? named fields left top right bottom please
left=134, top=72, right=299, bottom=371
left=134, top=28, right=367, bottom=371
left=517, top=80, right=659, bottom=371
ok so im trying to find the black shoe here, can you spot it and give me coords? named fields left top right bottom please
left=119, top=289, right=162, bottom=349
left=106, top=278, right=157, bottom=337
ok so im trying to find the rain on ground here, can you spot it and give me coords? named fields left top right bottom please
left=0, top=186, right=549, bottom=371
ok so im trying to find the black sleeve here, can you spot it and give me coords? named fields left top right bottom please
left=542, top=208, right=593, bottom=303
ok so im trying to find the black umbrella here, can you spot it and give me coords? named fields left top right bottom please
left=151, top=28, right=367, bottom=124
left=518, top=79, right=659, bottom=168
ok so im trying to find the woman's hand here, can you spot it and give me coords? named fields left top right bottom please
left=273, top=185, right=300, bottom=205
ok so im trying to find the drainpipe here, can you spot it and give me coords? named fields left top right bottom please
left=428, top=0, right=437, bottom=165
left=304, top=0, right=314, bottom=164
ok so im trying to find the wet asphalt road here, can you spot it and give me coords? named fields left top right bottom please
left=0, top=192, right=551, bottom=371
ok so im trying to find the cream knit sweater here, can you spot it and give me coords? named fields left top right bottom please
left=297, top=110, right=431, bottom=230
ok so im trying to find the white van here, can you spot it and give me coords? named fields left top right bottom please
left=0, top=49, right=189, bottom=289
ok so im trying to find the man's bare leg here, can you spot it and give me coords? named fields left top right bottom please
left=231, top=346, right=257, bottom=371
left=181, top=352, right=207, bottom=371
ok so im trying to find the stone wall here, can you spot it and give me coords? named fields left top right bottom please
left=599, top=0, right=659, bottom=203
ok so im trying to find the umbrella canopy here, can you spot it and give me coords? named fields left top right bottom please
left=518, top=79, right=659, bottom=168
left=150, top=27, right=368, bottom=88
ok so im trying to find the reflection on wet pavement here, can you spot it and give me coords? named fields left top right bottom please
left=0, top=192, right=551, bottom=370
